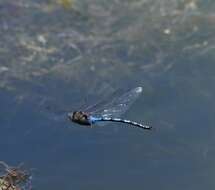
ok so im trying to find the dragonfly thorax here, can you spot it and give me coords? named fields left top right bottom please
left=68, top=111, right=91, bottom=126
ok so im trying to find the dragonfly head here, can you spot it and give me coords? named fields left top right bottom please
left=67, top=111, right=91, bottom=125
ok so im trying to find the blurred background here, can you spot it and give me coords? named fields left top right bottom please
left=0, top=0, right=215, bottom=189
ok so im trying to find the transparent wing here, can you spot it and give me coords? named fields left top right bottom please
left=84, top=89, right=120, bottom=113
left=91, top=87, right=143, bottom=118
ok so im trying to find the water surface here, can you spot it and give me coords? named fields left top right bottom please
left=0, top=0, right=215, bottom=189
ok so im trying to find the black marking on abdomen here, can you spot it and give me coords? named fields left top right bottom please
left=100, top=117, right=151, bottom=130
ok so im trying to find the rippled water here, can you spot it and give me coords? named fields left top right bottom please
left=0, top=0, right=215, bottom=189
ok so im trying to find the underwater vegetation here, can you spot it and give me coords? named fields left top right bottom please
left=57, top=0, right=74, bottom=9
left=0, top=161, right=32, bottom=190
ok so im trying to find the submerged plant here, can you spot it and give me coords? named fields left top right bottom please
left=57, top=0, right=74, bottom=9
left=0, top=161, right=32, bottom=190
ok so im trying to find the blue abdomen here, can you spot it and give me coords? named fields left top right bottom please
left=89, top=116, right=102, bottom=124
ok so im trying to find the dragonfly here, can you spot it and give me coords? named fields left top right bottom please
left=66, top=86, right=151, bottom=130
